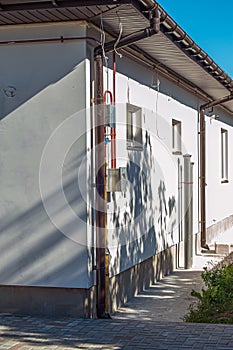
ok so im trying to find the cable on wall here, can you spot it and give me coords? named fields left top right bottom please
left=114, top=13, right=123, bottom=59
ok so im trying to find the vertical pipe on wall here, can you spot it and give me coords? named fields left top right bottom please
left=199, top=94, right=233, bottom=250
left=103, top=90, right=111, bottom=315
left=111, top=52, right=117, bottom=169
left=184, top=154, right=193, bottom=269
left=177, top=158, right=182, bottom=268
left=200, top=108, right=208, bottom=249
left=94, top=54, right=107, bottom=318
left=190, top=162, right=194, bottom=264
left=177, top=158, right=182, bottom=242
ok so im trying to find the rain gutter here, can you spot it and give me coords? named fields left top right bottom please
left=0, top=0, right=132, bottom=12
left=137, top=0, right=233, bottom=93
left=159, top=6, right=233, bottom=92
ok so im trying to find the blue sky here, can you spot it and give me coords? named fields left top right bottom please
left=158, top=0, right=233, bottom=78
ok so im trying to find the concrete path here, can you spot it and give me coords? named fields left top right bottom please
left=114, top=270, right=203, bottom=322
left=114, top=251, right=225, bottom=323
left=1, top=266, right=233, bottom=349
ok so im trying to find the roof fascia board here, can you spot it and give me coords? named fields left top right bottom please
left=0, top=0, right=131, bottom=12
left=131, top=0, right=233, bottom=93
left=159, top=24, right=233, bottom=93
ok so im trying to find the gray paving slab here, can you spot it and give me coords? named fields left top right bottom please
left=114, top=269, right=203, bottom=322
left=1, top=314, right=233, bottom=349
left=0, top=268, right=233, bottom=349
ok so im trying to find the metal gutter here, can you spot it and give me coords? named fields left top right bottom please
left=200, top=93, right=233, bottom=250
left=156, top=2, right=233, bottom=93
left=135, top=0, right=233, bottom=93
left=0, top=0, right=131, bottom=11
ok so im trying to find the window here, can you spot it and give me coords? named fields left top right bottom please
left=127, top=103, right=142, bottom=150
left=172, top=119, right=182, bottom=154
left=221, top=128, right=228, bottom=182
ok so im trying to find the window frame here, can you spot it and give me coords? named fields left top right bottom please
left=172, top=118, right=182, bottom=155
left=126, top=103, right=143, bottom=151
left=221, top=128, right=229, bottom=183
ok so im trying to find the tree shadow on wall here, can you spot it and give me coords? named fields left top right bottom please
left=109, top=131, right=177, bottom=310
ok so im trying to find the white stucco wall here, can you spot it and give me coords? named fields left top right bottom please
left=0, top=23, right=93, bottom=288
left=101, top=53, right=233, bottom=275
left=206, top=115, right=233, bottom=227
left=102, top=57, right=201, bottom=275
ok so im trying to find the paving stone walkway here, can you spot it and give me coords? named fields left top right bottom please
left=1, top=267, right=233, bottom=349
left=1, top=311, right=233, bottom=349
left=114, top=270, right=203, bottom=322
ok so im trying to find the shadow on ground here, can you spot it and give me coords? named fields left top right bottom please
left=1, top=270, right=233, bottom=349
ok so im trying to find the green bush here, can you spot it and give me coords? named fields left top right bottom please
left=184, top=264, right=233, bottom=324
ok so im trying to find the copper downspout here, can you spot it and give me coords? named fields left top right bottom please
left=200, top=107, right=208, bottom=249
left=112, top=51, right=117, bottom=169
left=102, top=89, right=112, bottom=315
left=92, top=4, right=160, bottom=319
left=94, top=54, right=108, bottom=318
left=200, top=93, right=233, bottom=249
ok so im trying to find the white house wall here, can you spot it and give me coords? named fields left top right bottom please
left=206, top=116, right=233, bottom=227
left=0, top=23, right=93, bottom=288
left=113, top=55, right=233, bottom=236
left=102, top=55, right=200, bottom=276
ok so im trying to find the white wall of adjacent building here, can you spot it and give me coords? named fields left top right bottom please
left=0, top=22, right=94, bottom=288
left=101, top=52, right=233, bottom=275
left=206, top=114, right=233, bottom=227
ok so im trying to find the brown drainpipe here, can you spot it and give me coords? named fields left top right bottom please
left=94, top=54, right=108, bottom=318
left=93, top=6, right=160, bottom=317
left=200, top=93, right=233, bottom=249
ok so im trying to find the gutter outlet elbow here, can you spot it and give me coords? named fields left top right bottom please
left=150, top=8, right=160, bottom=34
